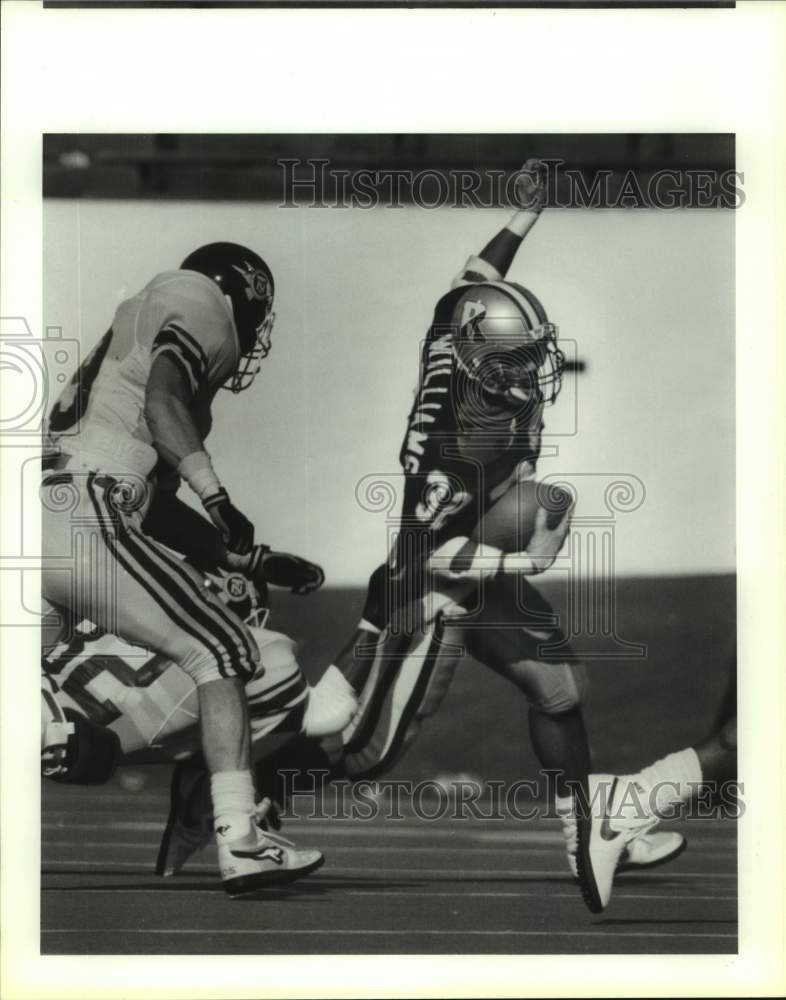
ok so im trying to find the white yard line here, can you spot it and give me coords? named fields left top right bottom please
left=41, top=840, right=737, bottom=860
left=41, top=820, right=737, bottom=848
left=41, top=927, right=737, bottom=940
left=40, top=885, right=738, bottom=902
left=41, top=858, right=737, bottom=879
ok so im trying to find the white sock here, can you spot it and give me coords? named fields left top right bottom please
left=627, top=748, right=703, bottom=817
left=210, top=770, right=256, bottom=844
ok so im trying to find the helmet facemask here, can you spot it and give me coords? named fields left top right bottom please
left=223, top=259, right=275, bottom=393
left=455, top=312, right=565, bottom=411
left=180, top=243, right=276, bottom=395
left=225, top=308, right=276, bottom=393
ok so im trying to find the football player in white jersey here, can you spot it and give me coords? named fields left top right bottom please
left=42, top=242, right=325, bottom=896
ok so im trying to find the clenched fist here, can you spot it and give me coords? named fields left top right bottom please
left=513, top=157, right=548, bottom=213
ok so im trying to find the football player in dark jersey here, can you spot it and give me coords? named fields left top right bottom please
left=334, top=160, right=684, bottom=912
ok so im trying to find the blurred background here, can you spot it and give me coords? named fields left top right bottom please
left=42, top=133, right=735, bottom=780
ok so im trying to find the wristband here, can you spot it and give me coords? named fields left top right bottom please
left=202, top=486, right=229, bottom=512
left=429, top=538, right=504, bottom=582
left=178, top=450, right=222, bottom=500
left=225, top=544, right=269, bottom=574
left=505, top=208, right=541, bottom=239
left=500, top=551, right=538, bottom=576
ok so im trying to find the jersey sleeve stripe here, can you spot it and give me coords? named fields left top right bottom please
left=166, top=323, right=209, bottom=369
left=450, top=254, right=503, bottom=290
left=151, top=343, right=200, bottom=395
left=152, top=327, right=207, bottom=388
left=155, top=325, right=207, bottom=373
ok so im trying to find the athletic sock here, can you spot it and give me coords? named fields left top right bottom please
left=210, top=770, right=256, bottom=846
left=626, top=747, right=703, bottom=817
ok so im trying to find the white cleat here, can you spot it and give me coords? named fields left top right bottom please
left=618, top=829, right=686, bottom=872
left=575, top=774, right=659, bottom=913
left=219, top=818, right=324, bottom=899
left=560, top=811, right=686, bottom=878
left=156, top=761, right=297, bottom=884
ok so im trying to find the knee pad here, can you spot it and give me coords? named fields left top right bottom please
left=525, top=661, right=587, bottom=715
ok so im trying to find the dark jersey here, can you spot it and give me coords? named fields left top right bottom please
left=396, top=286, right=544, bottom=554
left=386, top=285, right=545, bottom=619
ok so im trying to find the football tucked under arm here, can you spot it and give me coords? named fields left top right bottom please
left=428, top=479, right=573, bottom=580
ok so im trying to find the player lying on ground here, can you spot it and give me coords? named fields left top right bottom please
left=41, top=564, right=357, bottom=777
left=41, top=241, right=339, bottom=896
left=328, top=159, right=684, bottom=913
left=41, top=561, right=359, bottom=877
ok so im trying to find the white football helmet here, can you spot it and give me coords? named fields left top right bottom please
left=449, top=281, right=565, bottom=407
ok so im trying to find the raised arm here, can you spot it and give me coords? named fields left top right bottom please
left=452, top=158, right=548, bottom=288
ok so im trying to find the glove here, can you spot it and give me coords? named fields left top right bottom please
left=202, top=488, right=254, bottom=555
left=260, top=551, right=325, bottom=595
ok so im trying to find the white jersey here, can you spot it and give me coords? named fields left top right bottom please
left=47, top=270, right=240, bottom=479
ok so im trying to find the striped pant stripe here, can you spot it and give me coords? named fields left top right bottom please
left=85, top=475, right=232, bottom=678
left=115, top=500, right=257, bottom=671
left=86, top=475, right=253, bottom=680
left=343, top=614, right=448, bottom=780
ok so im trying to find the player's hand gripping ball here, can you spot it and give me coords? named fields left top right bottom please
left=471, top=479, right=573, bottom=552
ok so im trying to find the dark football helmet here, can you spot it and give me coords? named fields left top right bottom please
left=449, top=281, right=564, bottom=406
left=181, top=242, right=275, bottom=392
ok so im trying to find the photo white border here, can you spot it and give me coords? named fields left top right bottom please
left=2, top=1, right=785, bottom=997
